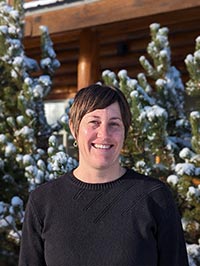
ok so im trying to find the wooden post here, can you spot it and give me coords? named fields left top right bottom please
left=77, top=28, right=99, bottom=90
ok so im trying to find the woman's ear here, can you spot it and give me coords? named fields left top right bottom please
left=69, top=119, right=76, bottom=139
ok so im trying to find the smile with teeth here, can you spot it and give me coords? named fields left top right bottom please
left=92, top=144, right=113, bottom=149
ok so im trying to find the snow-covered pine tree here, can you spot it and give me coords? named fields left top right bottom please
left=167, top=36, right=200, bottom=266
left=0, top=0, right=77, bottom=264
left=138, top=23, right=191, bottom=153
left=102, top=23, right=189, bottom=179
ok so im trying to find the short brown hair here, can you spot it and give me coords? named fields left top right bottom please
left=69, top=84, right=131, bottom=139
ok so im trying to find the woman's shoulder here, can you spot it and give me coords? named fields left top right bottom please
left=125, top=168, right=166, bottom=188
left=29, top=172, right=71, bottom=202
left=125, top=169, right=173, bottom=201
left=124, top=169, right=176, bottom=213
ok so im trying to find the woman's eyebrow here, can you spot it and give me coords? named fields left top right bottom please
left=86, top=115, right=122, bottom=121
left=86, top=115, right=100, bottom=119
left=109, top=117, right=123, bottom=122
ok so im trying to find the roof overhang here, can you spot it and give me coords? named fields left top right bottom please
left=24, top=0, right=200, bottom=37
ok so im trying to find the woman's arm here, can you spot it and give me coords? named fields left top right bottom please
left=18, top=197, right=46, bottom=266
left=151, top=185, right=189, bottom=266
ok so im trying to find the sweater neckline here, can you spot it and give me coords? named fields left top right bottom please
left=68, top=169, right=130, bottom=191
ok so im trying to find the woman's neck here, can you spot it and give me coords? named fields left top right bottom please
left=73, top=165, right=126, bottom=184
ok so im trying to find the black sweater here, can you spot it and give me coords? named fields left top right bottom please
left=18, top=169, right=189, bottom=266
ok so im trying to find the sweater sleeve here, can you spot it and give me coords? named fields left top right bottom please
left=18, top=196, right=46, bottom=266
left=150, top=185, right=189, bottom=266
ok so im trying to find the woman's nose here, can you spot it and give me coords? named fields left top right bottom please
left=97, top=123, right=110, bottom=138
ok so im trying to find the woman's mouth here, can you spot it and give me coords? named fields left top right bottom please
left=92, top=144, right=113, bottom=150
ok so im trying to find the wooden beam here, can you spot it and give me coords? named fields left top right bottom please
left=77, top=28, right=99, bottom=90
left=24, top=0, right=200, bottom=37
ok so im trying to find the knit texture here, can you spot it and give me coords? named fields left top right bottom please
left=18, top=169, right=189, bottom=266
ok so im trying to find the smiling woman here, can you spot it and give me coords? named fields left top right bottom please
left=68, top=84, right=130, bottom=183
left=70, top=101, right=125, bottom=183
left=18, top=84, right=189, bottom=266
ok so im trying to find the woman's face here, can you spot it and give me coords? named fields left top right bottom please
left=72, top=102, right=125, bottom=172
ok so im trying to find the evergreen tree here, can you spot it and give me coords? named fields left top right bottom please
left=102, top=23, right=189, bottom=179
left=167, top=35, right=200, bottom=266
left=0, top=0, right=77, bottom=264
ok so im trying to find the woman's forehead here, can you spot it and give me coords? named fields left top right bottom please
left=83, top=102, right=122, bottom=119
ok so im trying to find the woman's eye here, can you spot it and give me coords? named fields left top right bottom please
left=89, top=120, right=99, bottom=126
left=110, top=122, right=120, bottom=127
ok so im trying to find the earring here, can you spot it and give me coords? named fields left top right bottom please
left=73, top=140, right=78, bottom=147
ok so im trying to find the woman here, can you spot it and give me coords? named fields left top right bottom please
left=19, top=84, right=189, bottom=266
